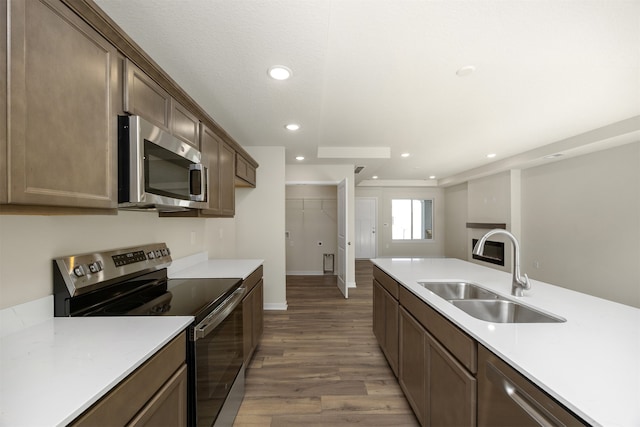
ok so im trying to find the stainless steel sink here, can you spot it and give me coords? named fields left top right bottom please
left=449, top=299, right=565, bottom=323
left=417, top=281, right=565, bottom=323
left=418, top=281, right=500, bottom=300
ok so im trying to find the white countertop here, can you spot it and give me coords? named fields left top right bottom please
left=169, top=258, right=263, bottom=280
left=372, top=257, right=640, bottom=427
left=0, top=316, right=193, bottom=427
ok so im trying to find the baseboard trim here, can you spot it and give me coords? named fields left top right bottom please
left=264, top=302, right=288, bottom=311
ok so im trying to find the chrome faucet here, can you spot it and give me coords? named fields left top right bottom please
left=473, top=229, right=531, bottom=297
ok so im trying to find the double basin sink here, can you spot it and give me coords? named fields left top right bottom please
left=418, top=281, right=565, bottom=323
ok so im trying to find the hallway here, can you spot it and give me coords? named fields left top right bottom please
left=233, top=260, right=419, bottom=426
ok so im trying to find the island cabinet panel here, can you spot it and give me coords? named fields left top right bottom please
left=3, top=0, right=119, bottom=209
left=242, top=265, right=264, bottom=364
left=427, top=333, right=476, bottom=427
left=399, top=301, right=476, bottom=427
left=399, top=307, right=427, bottom=424
left=70, top=333, right=187, bottom=427
left=478, top=345, right=586, bottom=427
left=373, top=266, right=399, bottom=377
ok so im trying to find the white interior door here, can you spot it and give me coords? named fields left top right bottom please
left=337, top=179, right=348, bottom=298
left=355, top=197, right=377, bottom=259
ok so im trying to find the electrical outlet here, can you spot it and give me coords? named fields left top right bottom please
left=533, top=261, right=541, bottom=269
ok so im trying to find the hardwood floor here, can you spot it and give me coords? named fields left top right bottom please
left=233, top=260, right=419, bottom=427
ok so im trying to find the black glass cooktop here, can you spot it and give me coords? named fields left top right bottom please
left=165, top=277, right=242, bottom=323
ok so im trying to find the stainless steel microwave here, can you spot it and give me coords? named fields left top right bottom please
left=118, top=115, right=207, bottom=211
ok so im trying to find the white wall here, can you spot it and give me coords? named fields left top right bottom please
left=236, top=147, right=287, bottom=309
left=286, top=164, right=356, bottom=287
left=0, top=211, right=209, bottom=309
left=286, top=185, right=337, bottom=275
left=354, top=186, right=445, bottom=258
left=521, top=142, right=640, bottom=308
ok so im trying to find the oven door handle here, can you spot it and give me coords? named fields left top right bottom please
left=193, top=286, right=246, bottom=341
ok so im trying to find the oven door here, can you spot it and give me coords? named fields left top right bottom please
left=191, top=286, right=246, bottom=427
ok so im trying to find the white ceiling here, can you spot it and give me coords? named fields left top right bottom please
left=94, top=0, right=640, bottom=185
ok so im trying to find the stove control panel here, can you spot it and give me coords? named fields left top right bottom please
left=54, top=243, right=172, bottom=297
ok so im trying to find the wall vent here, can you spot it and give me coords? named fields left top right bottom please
left=354, top=165, right=365, bottom=174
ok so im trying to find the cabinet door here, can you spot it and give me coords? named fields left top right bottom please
left=383, top=288, right=399, bottom=376
left=235, top=153, right=256, bottom=187
left=373, top=279, right=399, bottom=377
left=373, top=280, right=385, bottom=345
left=219, top=141, right=235, bottom=216
left=127, top=364, right=187, bottom=427
left=243, top=285, right=256, bottom=364
left=4, top=0, right=118, bottom=208
left=426, top=333, right=476, bottom=427
left=252, top=279, right=264, bottom=347
left=399, top=307, right=426, bottom=426
left=123, top=59, right=171, bottom=131
left=200, top=125, right=221, bottom=215
left=171, top=100, right=200, bottom=149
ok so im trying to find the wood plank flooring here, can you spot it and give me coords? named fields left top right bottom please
left=233, top=260, right=419, bottom=427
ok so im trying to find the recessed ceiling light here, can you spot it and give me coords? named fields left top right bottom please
left=486, top=153, right=497, bottom=158
left=429, top=175, right=436, bottom=179
left=268, top=65, right=292, bottom=80
left=285, top=123, right=300, bottom=131
left=456, top=65, right=476, bottom=77
left=295, top=156, right=304, bottom=161
left=401, top=153, right=410, bottom=158
left=544, top=153, right=564, bottom=159
left=372, top=176, right=378, bottom=179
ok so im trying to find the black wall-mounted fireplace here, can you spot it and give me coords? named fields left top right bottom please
left=472, top=239, right=505, bottom=266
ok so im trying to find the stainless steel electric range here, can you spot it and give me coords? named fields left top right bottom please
left=53, top=243, right=245, bottom=427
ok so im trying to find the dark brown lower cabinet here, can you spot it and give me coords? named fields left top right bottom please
left=400, top=307, right=476, bottom=427
left=71, top=333, right=187, bottom=427
left=242, top=266, right=264, bottom=365
left=399, top=307, right=426, bottom=424
left=373, top=279, right=399, bottom=376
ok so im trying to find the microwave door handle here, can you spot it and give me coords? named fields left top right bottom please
left=189, top=163, right=207, bottom=202
left=193, top=286, right=246, bottom=341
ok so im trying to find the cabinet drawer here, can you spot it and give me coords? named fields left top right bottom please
left=373, top=266, right=399, bottom=299
left=400, top=286, right=477, bottom=373
left=71, top=333, right=186, bottom=426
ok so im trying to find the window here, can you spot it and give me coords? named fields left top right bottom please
left=392, top=199, right=433, bottom=240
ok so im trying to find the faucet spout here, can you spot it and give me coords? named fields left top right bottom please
left=472, top=229, right=531, bottom=297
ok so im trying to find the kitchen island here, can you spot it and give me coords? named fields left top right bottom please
left=372, top=257, right=639, bottom=427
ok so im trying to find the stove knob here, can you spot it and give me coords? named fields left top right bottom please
left=155, top=250, right=162, bottom=258
left=88, top=261, right=103, bottom=273
left=147, top=251, right=155, bottom=259
left=73, top=265, right=86, bottom=277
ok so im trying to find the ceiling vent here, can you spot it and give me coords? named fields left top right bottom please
left=354, top=166, right=365, bottom=174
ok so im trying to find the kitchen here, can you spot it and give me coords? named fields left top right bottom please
left=1, top=0, right=639, bottom=426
